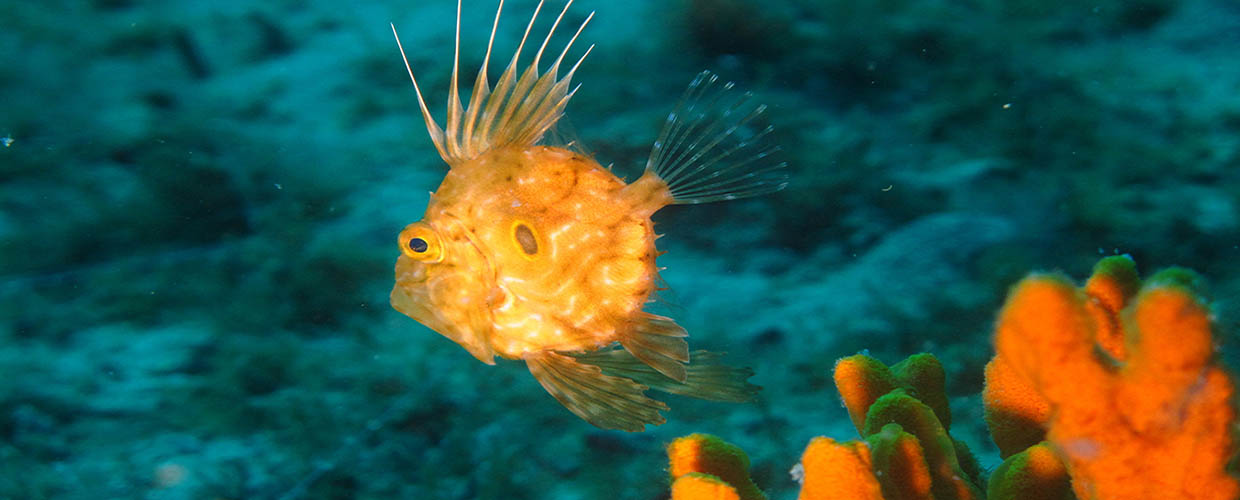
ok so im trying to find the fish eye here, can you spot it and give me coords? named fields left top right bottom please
left=398, top=223, right=443, bottom=263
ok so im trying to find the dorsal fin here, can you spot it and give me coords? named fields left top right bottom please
left=391, top=0, right=594, bottom=166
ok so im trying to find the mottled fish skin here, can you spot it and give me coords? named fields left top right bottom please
left=389, top=0, right=784, bottom=431
left=394, top=145, right=666, bottom=361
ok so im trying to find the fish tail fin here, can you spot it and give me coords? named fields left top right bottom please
left=574, top=348, right=760, bottom=403
left=391, top=0, right=594, bottom=165
left=526, top=351, right=668, bottom=432
left=642, top=70, right=788, bottom=204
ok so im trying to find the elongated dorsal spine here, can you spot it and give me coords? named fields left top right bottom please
left=392, top=0, right=594, bottom=165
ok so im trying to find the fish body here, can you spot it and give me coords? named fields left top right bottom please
left=394, top=145, right=669, bottom=361
left=390, top=0, right=786, bottom=431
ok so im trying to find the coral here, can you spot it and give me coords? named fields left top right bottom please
left=985, top=442, right=1072, bottom=500
left=835, top=353, right=953, bottom=432
left=666, top=355, right=985, bottom=500
left=829, top=354, right=983, bottom=500
left=986, top=255, right=1239, bottom=500
left=795, top=437, right=883, bottom=500
left=668, top=434, right=766, bottom=500
left=982, top=353, right=1049, bottom=459
left=672, top=473, right=743, bottom=500
left=665, top=256, right=1238, bottom=500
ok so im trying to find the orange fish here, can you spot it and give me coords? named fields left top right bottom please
left=389, top=0, right=786, bottom=431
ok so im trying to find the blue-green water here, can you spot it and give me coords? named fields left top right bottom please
left=2, top=0, right=1238, bottom=498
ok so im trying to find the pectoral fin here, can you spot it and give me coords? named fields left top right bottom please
left=620, top=312, right=690, bottom=382
left=526, top=351, right=668, bottom=432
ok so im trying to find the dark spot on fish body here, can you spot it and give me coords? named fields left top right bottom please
left=514, top=223, right=538, bottom=255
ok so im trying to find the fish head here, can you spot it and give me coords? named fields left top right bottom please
left=390, top=218, right=498, bottom=364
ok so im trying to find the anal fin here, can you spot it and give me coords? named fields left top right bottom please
left=526, top=351, right=668, bottom=432
left=620, top=312, right=690, bottom=382
left=574, top=348, right=759, bottom=403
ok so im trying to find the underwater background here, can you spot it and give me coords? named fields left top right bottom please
left=3, top=0, right=1239, bottom=498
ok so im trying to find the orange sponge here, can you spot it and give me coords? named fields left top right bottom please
left=671, top=473, right=742, bottom=500
left=796, top=437, right=884, bottom=500
left=835, top=353, right=952, bottom=432
left=665, top=257, right=1237, bottom=500
left=987, top=256, right=1238, bottom=500
left=985, top=442, right=1072, bottom=500
left=983, top=355, right=1050, bottom=459
left=829, top=354, right=982, bottom=500
left=667, top=434, right=766, bottom=500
